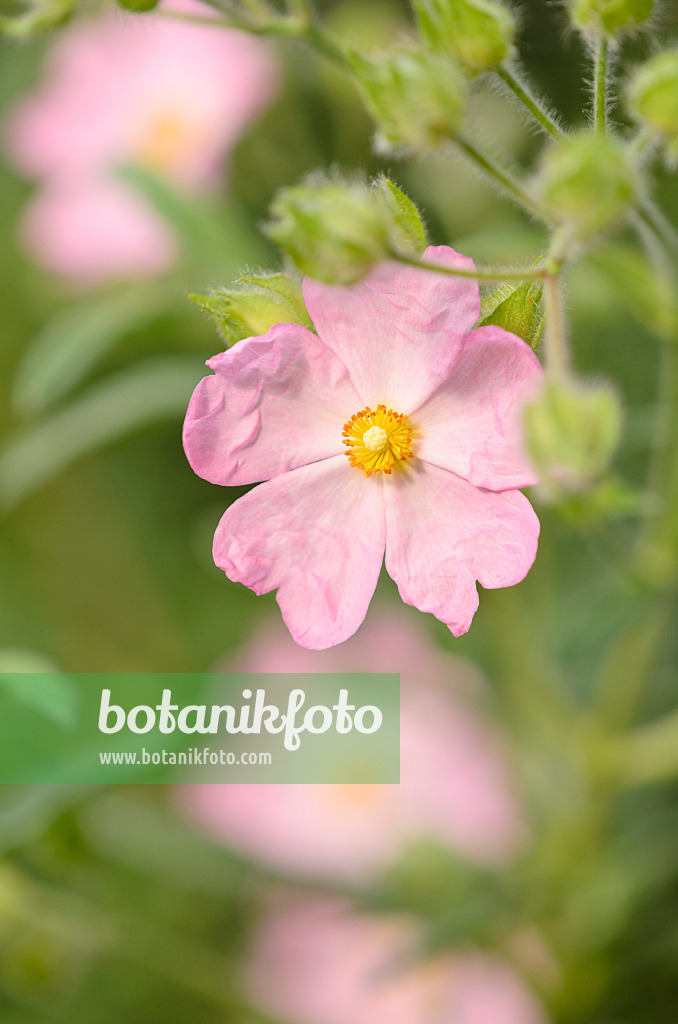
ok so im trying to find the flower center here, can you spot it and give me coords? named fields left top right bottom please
left=342, top=405, right=414, bottom=477
left=137, top=111, right=199, bottom=173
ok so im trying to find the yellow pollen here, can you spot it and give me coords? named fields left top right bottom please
left=342, top=405, right=414, bottom=477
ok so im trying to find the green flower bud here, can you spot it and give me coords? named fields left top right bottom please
left=372, top=175, right=428, bottom=255
left=628, top=51, right=678, bottom=157
left=351, top=47, right=465, bottom=151
left=264, top=178, right=396, bottom=285
left=568, top=0, right=653, bottom=38
left=524, top=379, right=622, bottom=493
left=536, top=134, right=636, bottom=238
left=478, top=278, right=544, bottom=349
left=190, top=273, right=314, bottom=347
left=414, top=0, right=515, bottom=74
left=116, top=0, right=160, bottom=10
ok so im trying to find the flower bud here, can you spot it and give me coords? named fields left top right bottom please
left=478, top=279, right=543, bottom=349
left=628, top=51, right=678, bottom=157
left=413, top=0, right=515, bottom=74
left=351, top=47, right=465, bottom=151
left=524, top=379, right=622, bottom=493
left=536, top=134, right=636, bottom=238
left=190, top=273, right=313, bottom=347
left=264, top=178, right=396, bottom=285
left=568, top=0, right=653, bottom=38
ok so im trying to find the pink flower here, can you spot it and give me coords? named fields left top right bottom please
left=184, top=247, right=542, bottom=649
left=245, top=895, right=547, bottom=1024
left=4, top=4, right=277, bottom=282
left=179, top=610, right=525, bottom=883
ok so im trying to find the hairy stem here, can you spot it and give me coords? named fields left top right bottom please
left=392, top=252, right=547, bottom=282
left=497, top=66, right=567, bottom=140
left=543, top=273, right=568, bottom=376
left=456, top=135, right=548, bottom=221
left=593, top=36, right=608, bottom=134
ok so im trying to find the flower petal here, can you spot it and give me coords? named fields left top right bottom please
left=213, top=456, right=386, bottom=649
left=384, top=462, right=539, bottom=637
left=183, top=323, right=361, bottom=486
left=303, top=246, right=480, bottom=412
left=414, top=324, right=543, bottom=490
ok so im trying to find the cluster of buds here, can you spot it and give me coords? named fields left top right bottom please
left=350, top=0, right=516, bottom=154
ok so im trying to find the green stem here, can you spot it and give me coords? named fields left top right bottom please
left=236, top=0, right=272, bottom=18
left=287, top=0, right=311, bottom=20
left=456, top=134, right=548, bottom=222
left=303, top=21, right=346, bottom=64
left=496, top=66, right=567, bottom=140
left=392, top=252, right=547, bottom=282
left=592, top=600, right=671, bottom=730
left=636, top=199, right=678, bottom=263
left=639, top=332, right=678, bottom=583
left=628, top=125, right=657, bottom=160
left=543, top=273, right=568, bottom=377
left=593, top=36, right=608, bottom=134
left=158, top=7, right=250, bottom=29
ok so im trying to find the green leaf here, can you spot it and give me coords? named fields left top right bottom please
left=373, top=175, right=428, bottom=254
left=13, top=284, right=171, bottom=418
left=0, top=357, right=202, bottom=510
left=0, top=650, right=77, bottom=728
left=478, top=278, right=544, bottom=348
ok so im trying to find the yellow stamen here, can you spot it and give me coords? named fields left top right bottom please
left=342, top=405, right=414, bottom=477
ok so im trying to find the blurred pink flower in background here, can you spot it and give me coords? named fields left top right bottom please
left=180, top=610, right=525, bottom=883
left=4, top=3, right=277, bottom=282
left=245, top=895, right=547, bottom=1024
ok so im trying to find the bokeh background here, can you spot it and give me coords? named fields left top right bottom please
left=1, top=0, right=678, bottom=1021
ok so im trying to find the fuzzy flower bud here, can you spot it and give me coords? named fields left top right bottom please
left=265, top=178, right=416, bottom=285
left=628, top=51, right=678, bottom=158
left=351, top=47, right=465, bottom=151
left=524, top=379, right=622, bottom=493
left=414, top=0, right=515, bottom=74
left=536, top=134, right=636, bottom=238
left=190, top=273, right=313, bottom=347
left=568, top=0, right=653, bottom=38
